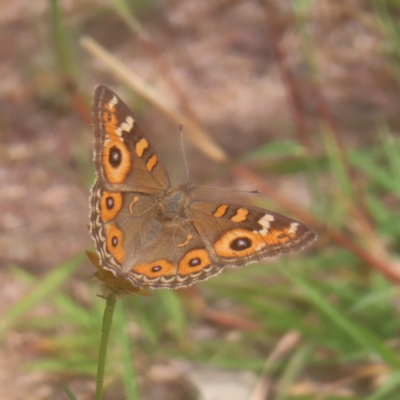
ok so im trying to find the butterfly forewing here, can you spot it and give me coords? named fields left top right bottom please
left=92, top=85, right=170, bottom=194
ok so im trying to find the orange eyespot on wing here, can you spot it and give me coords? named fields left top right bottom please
left=102, top=139, right=131, bottom=183
left=179, top=249, right=211, bottom=275
left=214, top=229, right=265, bottom=258
left=134, top=260, right=176, bottom=279
left=100, top=191, right=123, bottom=221
left=105, top=224, right=125, bottom=263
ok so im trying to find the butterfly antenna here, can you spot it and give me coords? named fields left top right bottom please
left=179, top=123, right=190, bottom=181
left=195, top=185, right=260, bottom=194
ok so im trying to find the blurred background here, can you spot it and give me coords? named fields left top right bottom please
left=1, top=0, right=400, bottom=399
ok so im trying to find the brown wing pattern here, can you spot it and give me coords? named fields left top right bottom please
left=188, top=201, right=317, bottom=266
left=92, top=85, right=170, bottom=194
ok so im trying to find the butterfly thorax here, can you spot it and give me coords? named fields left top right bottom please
left=157, top=181, right=195, bottom=221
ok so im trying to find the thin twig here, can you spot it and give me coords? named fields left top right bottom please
left=203, top=308, right=263, bottom=331
left=250, top=330, right=302, bottom=400
left=111, top=1, right=204, bottom=126
left=311, top=82, right=376, bottom=228
left=81, top=37, right=227, bottom=163
left=260, top=0, right=314, bottom=154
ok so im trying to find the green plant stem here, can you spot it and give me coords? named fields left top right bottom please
left=96, top=294, right=117, bottom=400
left=117, top=300, right=140, bottom=399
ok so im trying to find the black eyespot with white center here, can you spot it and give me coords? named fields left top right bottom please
left=230, top=237, right=252, bottom=251
left=106, top=196, right=114, bottom=210
left=112, top=236, right=118, bottom=247
left=152, top=265, right=162, bottom=272
left=189, top=258, right=201, bottom=267
left=109, top=146, right=121, bottom=167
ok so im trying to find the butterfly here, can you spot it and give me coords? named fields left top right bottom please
left=89, top=85, right=316, bottom=292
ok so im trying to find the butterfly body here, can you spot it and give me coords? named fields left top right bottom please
left=89, top=85, right=316, bottom=291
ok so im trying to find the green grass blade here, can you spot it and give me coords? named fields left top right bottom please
left=110, top=0, right=143, bottom=33
left=155, top=290, right=186, bottom=342
left=365, top=370, right=400, bottom=400
left=351, top=152, right=400, bottom=198
left=62, top=384, right=78, bottom=400
left=322, top=127, right=353, bottom=198
left=275, top=343, right=312, bottom=400
left=48, top=0, right=75, bottom=79
left=0, top=254, right=84, bottom=339
left=281, top=267, right=400, bottom=368
left=130, top=299, right=160, bottom=346
left=379, top=124, right=400, bottom=187
left=240, top=140, right=302, bottom=161
left=371, top=0, right=400, bottom=82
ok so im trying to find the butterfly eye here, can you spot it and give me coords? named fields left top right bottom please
left=230, top=237, right=252, bottom=251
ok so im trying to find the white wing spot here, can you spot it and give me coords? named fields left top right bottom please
left=255, top=213, right=275, bottom=235
left=288, top=222, right=299, bottom=234
left=108, top=96, right=118, bottom=110
left=115, top=116, right=134, bottom=137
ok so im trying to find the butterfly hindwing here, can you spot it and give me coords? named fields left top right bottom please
left=188, top=201, right=316, bottom=266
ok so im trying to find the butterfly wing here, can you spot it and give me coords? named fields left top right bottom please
left=90, top=181, right=222, bottom=290
left=90, top=85, right=172, bottom=292
left=115, top=200, right=316, bottom=290
left=187, top=201, right=317, bottom=266
left=90, top=190, right=316, bottom=291
left=92, top=85, right=170, bottom=194
left=122, top=221, right=220, bottom=289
